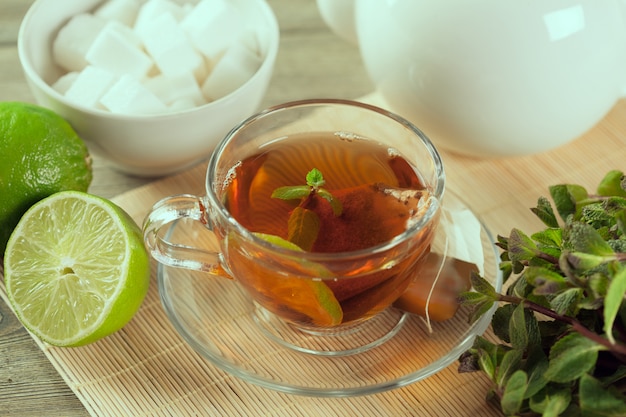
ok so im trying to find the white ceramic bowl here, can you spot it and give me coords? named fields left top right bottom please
left=18, top=0, right=279, bottom=176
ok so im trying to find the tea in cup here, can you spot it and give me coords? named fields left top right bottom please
left=143, top=99, right=445, bottom=354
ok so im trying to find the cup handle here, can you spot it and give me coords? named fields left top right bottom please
left=143, top=194, right=228, bottom=276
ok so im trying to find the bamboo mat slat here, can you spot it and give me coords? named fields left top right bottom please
left=2, top=93, right=626, bottom=416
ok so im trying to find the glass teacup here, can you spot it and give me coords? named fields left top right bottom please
left=143, top=99, right=445, bottom=355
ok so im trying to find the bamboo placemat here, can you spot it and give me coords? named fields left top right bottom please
left=0, top=162, right=501, bottom=417
left=2, top=94, right=626, bottom=416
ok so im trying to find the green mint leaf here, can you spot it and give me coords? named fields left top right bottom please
left=604, top=196, right=626, bottom=215
left=496, top=348, right=523, bottom=389
left=597, top=170, right=626, bottom=198
left=588, top=272, right=610, bottom=300
left=558, top=254, right=586, bottom=286
left=566, top=221, right=615, bottom=256
left=317, top=189, right=343, bottom=216
left=549, top=183, right=588, bottom=221
left=457, top=291, right=489, bottom=305
left=524, top=266, right=568, bottom=295
left=475, top=347, right=498, bottom=381
left=467, top=299, right=498, bottom=325
left=549, top=288, right=583, bottom=316
left=509, top=304, right=529, bottom=349
left=511, top=259, right=525, bottom=274
left=491, top=304, right=514, bottom=343
left=287, top=207, right=320, bottom=251
left=271, top=185, right=312, bottom=201
left=470, top=271, right=499, bottom=299
left=531, top=196, right=559, bottom=228
left=473, top=338, right=515, bottom=380
left=582, top=202, right=616, bottom=229
left=604, top=266, right=626, bottom=345
left=529, top=385, right=572, bottom=417
left=579, top=373, right=626, bottom=416
left=509, top=303, right=541, bottom=350
left=562, top=250, right=614, bottom=273
left=458, top=336, right=502, bottom=374
left=499, top=261, right=514, bottom=283
left=306, top=168, right=325, bottom=188
left=500, top=369, right=527, bottom=416
left=531, top=227, right=562, bottom=247
left=466, top=337, right=510, bottom=380
left=270, top=168, right=342, bottom=251
left=462, top=272, right=499, bottom=324
left=496, top=234, right=509, bottom=250
left=524, top=347, right=550, bottom=399
left=507, top=228, right=539, bottom=263
left=545, top=333, right=604, bottom=383
left=473, top=335, right=501, bottom=356
left=509, top=274, right=531, bottom=298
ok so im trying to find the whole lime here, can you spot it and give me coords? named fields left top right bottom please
left=0, top=102, right=92, bottom=254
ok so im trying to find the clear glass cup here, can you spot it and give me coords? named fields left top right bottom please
left=143, top=99, right=445, bottom=355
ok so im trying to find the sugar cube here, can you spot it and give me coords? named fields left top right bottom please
left=86, top=27, right=154, bottom=79
left=181, top=0, right=245, bottom=62
left=239, top=30, right=261, bottom=57
left=102, top=20, right=143, bottom=50
left=134, top=0, right=186, bottom=38
left=139, top=12, right=205, bottom=79
left=169, top=97, right=200, bottom=112
left=94, top=0, right=141, bottom=27
left=51, top=0, right=265, bottom=114
left=64, top=66, right=118, bottom=109
left=201, top=42, right=262, bottom=101
left=100, top=75, right=168, bottom=114
left=143, top=72, right=205, bottom=106
left=53, top=13, right=107, bottom=72
left=51, top=72, right=79, bottom=95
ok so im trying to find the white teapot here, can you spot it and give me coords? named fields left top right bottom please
left=317, top=0, right=626, bottom=157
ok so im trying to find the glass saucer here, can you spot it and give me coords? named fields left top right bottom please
left=157, top=190, right=502, bottom=397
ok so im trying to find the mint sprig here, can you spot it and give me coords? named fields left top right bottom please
left=272, top=168, right=342, bottom=216
left=459, top=170, right=626, bottom=416
left=271, top=168, right=342, bottom=250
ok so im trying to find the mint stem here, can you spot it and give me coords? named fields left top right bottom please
left=499, top=294, right=626, bottom=356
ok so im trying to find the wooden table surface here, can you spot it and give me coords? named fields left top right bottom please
left=0, top=1, right=373, bottom=415
left=3, top=0, right=626, bottom=416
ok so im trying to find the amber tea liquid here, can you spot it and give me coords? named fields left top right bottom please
left=221, top=132, right=439, bottom=327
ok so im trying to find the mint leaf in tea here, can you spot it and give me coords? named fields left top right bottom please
left=271, top=168, right=341, bottom=250
left=222, top=132, right=439, bottom=326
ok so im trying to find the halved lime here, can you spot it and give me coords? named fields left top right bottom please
left=3, top=191, right=150, bottom=347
